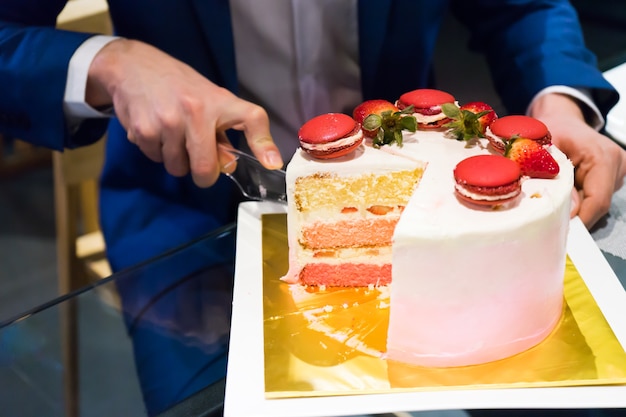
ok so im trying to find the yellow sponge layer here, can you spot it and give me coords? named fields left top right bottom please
left=294, top=169, right=424, bottom=213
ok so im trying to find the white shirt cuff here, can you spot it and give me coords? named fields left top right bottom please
left=64, top=35, right=120, bottom=120
left=527, top=86, right=604, bottom=131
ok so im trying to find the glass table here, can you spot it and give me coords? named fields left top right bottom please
left=0, top=223, right=237, bottom=417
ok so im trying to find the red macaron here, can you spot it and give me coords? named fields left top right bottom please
left=485, top=115, right=552, bottom=153
left=298, top=113, right=364, bottom=159
left=453, top=155, right=522, bottom=207
left=396, top=89, right=456, bottom=129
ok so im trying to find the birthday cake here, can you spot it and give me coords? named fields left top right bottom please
left=281, top=89, right=574, bottom=367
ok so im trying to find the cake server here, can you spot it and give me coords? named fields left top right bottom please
left=220, top=145, right=288, bottom=204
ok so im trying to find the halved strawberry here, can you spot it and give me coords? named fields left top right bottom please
left=353, top=99, right=417, bottom=148
left=504, top=137, right=560, bottom=179
left=442, top=101, right=497, bottom=141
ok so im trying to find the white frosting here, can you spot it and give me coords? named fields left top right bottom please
left=286, top=139, right=419, bottom=179
left=387, top=134, right=572, bottom=367
left=284, top=128, right=574, bottom=367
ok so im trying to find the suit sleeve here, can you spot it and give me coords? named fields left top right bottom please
left=0, top=1, right=108, bottom=150
left=450, top=0, right=619, bottom=117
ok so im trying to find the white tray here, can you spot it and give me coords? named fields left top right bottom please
left=224, top=201, right=626, bottom=417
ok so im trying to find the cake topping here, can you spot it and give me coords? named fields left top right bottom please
left=299, top=113, right=357, bottom=144
left=353, top=100, right=398, bottom=136
left=397, top=89, right=455, bottom=110
left=490, top=115, right=550, bottom=140
left=298, top=113, right=364, bottom=160
left=453, top=155, right=522, bottom=206
left=353, top=99, right=417, bottom=148
left=442, top=101, right=498, bottom=141
left=504, top=137, right=560, bottom=179
left=486, top=115, right=552, bottom=153
left=396, top=89, right=457, bottom=130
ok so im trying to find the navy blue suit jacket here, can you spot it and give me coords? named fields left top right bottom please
left=0, top=0, right=619, bottom=272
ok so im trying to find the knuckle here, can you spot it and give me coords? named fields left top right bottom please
left=157, top=109, right=181, bottom=131
left=130, top=123, right=159, bottom=144
left=246, top=104, right=268, bottom=124
left=179, top=94, right=203, bottom=114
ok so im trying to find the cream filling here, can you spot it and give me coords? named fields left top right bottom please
left=484, top=126, right=505, bottom=147
left=296, top=206, right=405, bottom=222
left=300, top=129, right=363, bottom=152
left=455, top=183, right=520, bottom=201
left=413, top=109, right=447, bottom=124
left=296, top=245, right=393, bottom=264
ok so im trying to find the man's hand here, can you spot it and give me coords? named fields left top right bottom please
left=529, top=93, right=626, bottom=229
left=86, top=39, right=283, bottom=187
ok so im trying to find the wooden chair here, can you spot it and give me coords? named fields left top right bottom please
left=57, top=0, right=112, bottom=34
left=55, top=2, right=114, bottom=416
left=55, top=0, right=113, bottom=297
left=55, top=0, right=114, bottom=299
left=52, top=139, right=113, bottom=294
left=0, top=135, right=51, bottom=178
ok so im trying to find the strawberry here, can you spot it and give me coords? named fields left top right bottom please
left=353, top=100, right=398, bottom=131
left=442, top=101, right=497, bottom=141
left=504, top=137, right=560, bottom=179
left=353, top=99, right=417, bottom=148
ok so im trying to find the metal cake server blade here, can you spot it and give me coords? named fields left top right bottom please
left=220, top=145, right=287, bottom=204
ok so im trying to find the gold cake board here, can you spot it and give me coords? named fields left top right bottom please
left=261, top=213, right=626, bottom=399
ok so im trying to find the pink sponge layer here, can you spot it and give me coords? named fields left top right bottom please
left=302, top=219, right=398, bottom=249
left=300, top=263, right=391, bottom=287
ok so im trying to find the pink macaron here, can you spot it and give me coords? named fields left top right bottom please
left=298, top=113, right=364, bottom=159
left=485, top=115, right=552, bottom=153
left=453, top=154, right=522, bottom=206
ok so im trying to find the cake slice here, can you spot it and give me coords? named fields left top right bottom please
left=282, top=145, right=424, bottom=287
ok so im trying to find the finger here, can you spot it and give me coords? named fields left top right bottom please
left=185, top=118, right=220, bottom=188
left=217, top=101, right=283, bottom=169
left=125, top=112, right=164, bottom=163
left=216, top=131, right=238, bottom=175
left=618, top=150, right=626, bottom=189
left=161, top=134, right=189, bottom=177
left=578, top=194, right=611, bottom=230
left=576, top=168, right=613, bottom=229
left=248, top=135, right=283, bottom=170
left=159, top=109, right=189, bottom=177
